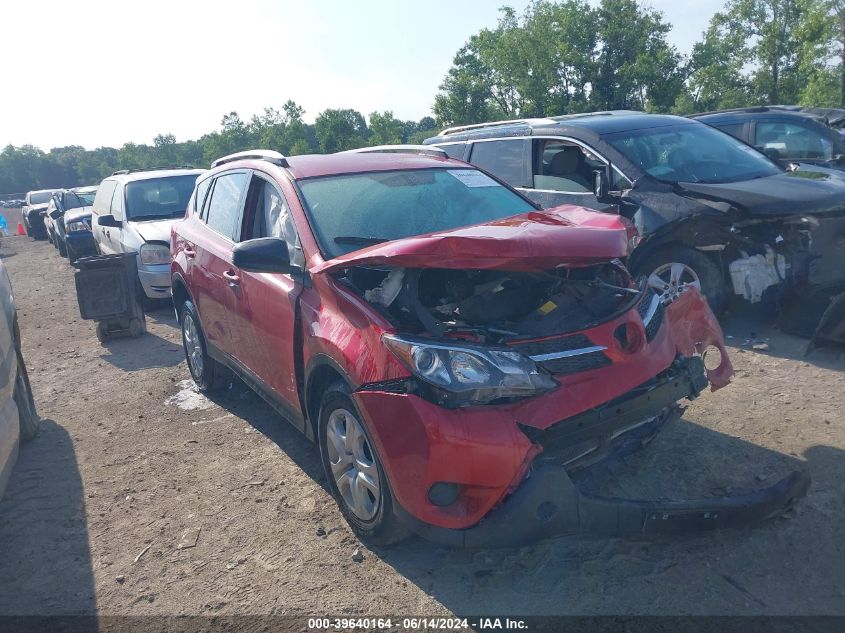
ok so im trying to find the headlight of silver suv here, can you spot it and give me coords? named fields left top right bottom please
left=139, top=243, right=171, bottom=265
left=383, top=334, right=557, bottom=407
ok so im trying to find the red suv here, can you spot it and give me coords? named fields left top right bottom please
left=171, top=149, right=808, bottom=547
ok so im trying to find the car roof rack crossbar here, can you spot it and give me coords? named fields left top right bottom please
left=339, top=145, right=447, bottom=158
left=211, top=149, right=289, bottom=169
left=438, top=117, right=557, bottom=136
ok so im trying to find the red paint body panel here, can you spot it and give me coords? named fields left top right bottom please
left=171, top=152, right=735, bottom=536
left=350, top=289, right=732, bottom=530
left=312, top=205, right=632, bottom=274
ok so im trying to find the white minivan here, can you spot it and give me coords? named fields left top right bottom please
left=90, top=168, right=204, bottom=300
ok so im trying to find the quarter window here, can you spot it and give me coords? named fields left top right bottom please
left=468, top=139, right=527, bottom=187
left=714, top=123, right=744, bottom=140
left=204, top=172, right=249, bottom=240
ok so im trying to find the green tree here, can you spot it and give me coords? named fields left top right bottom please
left=368, top=111, right=404, bottom=145
left=314, top=109, right=368, bottom=152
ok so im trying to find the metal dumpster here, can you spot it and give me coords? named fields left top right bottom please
left=74, top=253, right=146, bottom=342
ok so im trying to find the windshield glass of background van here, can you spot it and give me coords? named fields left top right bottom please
left=75, top=191, right=96, bottom=205
left=605, top=123, right=782, bottom=184
left=297, top=168, right=536, bottom=258
left=125, top=175, right=198, bottom=220
left=29, top=191, right=52, bottom=204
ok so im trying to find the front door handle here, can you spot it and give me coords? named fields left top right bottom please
left=223, top=270, right=240, bottom=286
left=183, top=246, right=196, bottom=259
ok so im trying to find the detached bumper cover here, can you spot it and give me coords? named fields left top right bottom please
left=397, top=464, right=810, bottom=548
left=394, top=356, right=809, bottom=547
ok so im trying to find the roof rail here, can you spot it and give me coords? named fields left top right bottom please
left=111, top=165, right=196, bottom=176
left=339, top=145, right=447, bottom=158
left=438, top=117, right=556, bottom=136
left=211, top=149, right=288, bottom=169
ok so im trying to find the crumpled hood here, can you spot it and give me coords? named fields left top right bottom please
left=132, top=218, right=178, bottom=244
left=678, top=170, right=845, bottom=218
left=64, top=205, right=92, bottom=224
left=311, top=205, right=632, bottom=274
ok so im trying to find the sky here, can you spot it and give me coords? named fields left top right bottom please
left=1, top=0, right=724, bottom=151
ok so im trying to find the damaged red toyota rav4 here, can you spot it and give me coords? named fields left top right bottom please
left=171, top=149, right=808, bottom=547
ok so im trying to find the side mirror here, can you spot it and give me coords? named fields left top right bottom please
left=49, top=209, right=63, bottom=219
left=593, top=169, right=610, bottom=201
left=99, top=214, right=122, bottom=228
left=232, top=237, right=298, bottom=274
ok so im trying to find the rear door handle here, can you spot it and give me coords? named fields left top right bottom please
left=223, top=270, right=240, bottom=285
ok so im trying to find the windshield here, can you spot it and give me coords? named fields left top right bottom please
left=74, top=190, right=97, bottom=206
left=604, top=123, right=782, bottom=184
left=64, top=191, right=90, bottom=211
left=125, top=175, right=198, bottom=220
left=28, top=191, right=52, bottom=205
left=298, top=168, right=536, bottom=259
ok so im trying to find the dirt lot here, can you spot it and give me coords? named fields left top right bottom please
left=0, top=231, right=843, bottom=617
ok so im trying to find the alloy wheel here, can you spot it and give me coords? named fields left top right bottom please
left=648, top=262, right=701, bottom=305
left=325, top=408, right=381, bottom=521
left=182, top=313, right=204, bottom=377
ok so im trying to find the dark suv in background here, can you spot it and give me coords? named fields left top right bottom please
left=691, top=106, right=845, bottom=172
left=424, top=112, right=845, bottom=314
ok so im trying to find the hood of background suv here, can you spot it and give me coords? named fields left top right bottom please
left=64, top=206, right=93, bottom=224
left=311, top=205, right=632, bottom=274
left=678, top=170, right=845, bottom=218
left=131, top=218, right=178, bottom=244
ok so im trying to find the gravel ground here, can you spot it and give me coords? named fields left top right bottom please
left=0, top=232, right=843, bottom=617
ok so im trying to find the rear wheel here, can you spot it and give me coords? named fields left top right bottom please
left=634, top=246, right=727, bottom=314
left=57, top=237, right=67, bottom=257
left=179, top=300, right=230, bottom=392
left=318, top=382, right=408, bottom=546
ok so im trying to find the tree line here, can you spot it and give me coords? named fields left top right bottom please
left=3, top=0, right=843, bottom=195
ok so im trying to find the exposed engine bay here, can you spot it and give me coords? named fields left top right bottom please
left=722, top=215, right=816, bottom=303
left=342, top=262, right=641, bottom=343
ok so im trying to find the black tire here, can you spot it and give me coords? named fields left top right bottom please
left=14, top=348, right=40, bottom=442
left=67, top=243, right=77, bottom=265
left=179, top=300, right=230, bottom=392
left=317, top=382, right=409, bottom=546
left=57, top=237, right=67, bottom=257
left=633, top=245, right=727, bottom=314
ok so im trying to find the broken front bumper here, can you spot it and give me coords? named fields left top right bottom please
left=396, top=463, right=810, bottom=548
left=393, top=358, right=810, bottom=548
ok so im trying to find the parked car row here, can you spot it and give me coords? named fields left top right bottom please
left=12, top=107, right=830, bottom=545
left=1, top=200, right=24, bottom=208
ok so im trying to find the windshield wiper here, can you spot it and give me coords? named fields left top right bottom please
left=129, top=214, right=170, bottom=221
left=334, top=236, right=390, bottom=245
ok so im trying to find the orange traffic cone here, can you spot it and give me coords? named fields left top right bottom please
left=17, top=222, right=26, bottom=236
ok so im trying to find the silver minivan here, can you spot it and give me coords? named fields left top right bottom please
left=0, top=257, right=39, bottom=499
left=90, top=168, right=204, bottom=300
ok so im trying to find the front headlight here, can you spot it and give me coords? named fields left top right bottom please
left=65, top=220, right=90, bottom=233
left=139, top=242, right=171, bottom=265
left=383, top=334, right=557, bottom=407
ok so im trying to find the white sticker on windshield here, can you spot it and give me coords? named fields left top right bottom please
left=448, top=169, right=499, bottom=187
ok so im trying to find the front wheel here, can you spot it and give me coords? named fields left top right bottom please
left=179, top=300, right=230, bottom=392
left=634, top=246, right=727, bottom=314
left=318, top=382, right=408, bottom=546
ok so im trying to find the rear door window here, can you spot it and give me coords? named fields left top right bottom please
left=755, top=121, right=833, bottom=161
left=204, top=172, right=250, bottom=240
left=714, top=122, right=745, bottom=140
left=468, top=139, right=528, bottom=187
left=439, top=143, right=467, bottom=160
